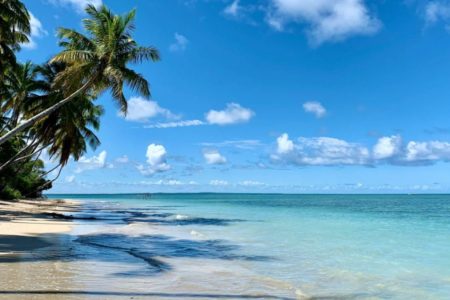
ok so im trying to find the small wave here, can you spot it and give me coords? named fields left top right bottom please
left=190, top=230, right=204, bottom=238
left=175, top=214, right=189, bottom=220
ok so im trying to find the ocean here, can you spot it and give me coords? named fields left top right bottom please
left=46, top=193, right=450, bottom=299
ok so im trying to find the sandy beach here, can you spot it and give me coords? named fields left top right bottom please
left=0, top=198, right=299, bottom=300
left=0, top=199, right=79, bottom=253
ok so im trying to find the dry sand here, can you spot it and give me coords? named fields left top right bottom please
left=0, top=199, right=79, bottom=254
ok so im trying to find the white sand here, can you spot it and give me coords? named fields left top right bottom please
left=0, top=199, right=79, bottom=253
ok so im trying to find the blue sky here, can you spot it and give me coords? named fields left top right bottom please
left=17, top=0, right=450, bottom=193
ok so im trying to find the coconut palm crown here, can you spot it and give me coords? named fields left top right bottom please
left=51, top=4, right=160, bottom=113
left=0, top=4, right=159, bottom=146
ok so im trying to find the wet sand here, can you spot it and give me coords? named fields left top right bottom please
left=0, top=199, right=299, bottom=300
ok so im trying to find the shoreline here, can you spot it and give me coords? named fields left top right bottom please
left=0, top=198, right=80, bottom=254
left=0, top=196, right=301, bottom=299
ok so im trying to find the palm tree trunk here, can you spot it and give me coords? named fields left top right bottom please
left=41, top=162, right=62, bottom=178
left=25, top=164, right=63, bottom=198
left=13, top=143, right=48, bottom=163
left=0, top=77, right=95, bottom=147
left=0, top=136, right=40, bottom=172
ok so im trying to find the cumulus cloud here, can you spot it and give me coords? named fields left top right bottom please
left=137, top=144, right=171, bottom=176
left=203, top=150, right=227, bottom=165
left=75, top=150, right=110, bottom=173
left=148, top=103, right=254, bottom=128
left=49, top=0, right=102, bottom=13
left=404, top=141, right=450, bottom=163
left=206, top=103, right=254, bottom=125
left=272, top=133, right=450, bottom=167
left=276, top=133, right=294, bottom=154
left=303, top=101, right=326, bottom=118
left=266, top=0, right=381, bottom=45
left=22, top=13, right=47, bottom=49
left=169, top=33, right=189, bottom=52
left=209, top=179, right=229, bottom=186
left=120, top=97, right=176, bottom=122
left=373, top=135, right=402, bottom=160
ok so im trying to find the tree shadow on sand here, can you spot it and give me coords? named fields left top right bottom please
left=0, top=232, right=272, bottom=276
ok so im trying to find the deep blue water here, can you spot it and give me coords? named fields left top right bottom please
left=47, top=193, right=450, bottom=299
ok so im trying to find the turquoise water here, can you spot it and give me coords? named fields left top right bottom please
left=48, top=193, right=450, bottom=299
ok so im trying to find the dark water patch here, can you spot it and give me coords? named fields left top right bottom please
left=124, top=216, right=244, bottom=226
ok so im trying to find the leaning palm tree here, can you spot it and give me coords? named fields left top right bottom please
left=30, top=63, right=104, bottom=167
left=0, top=0, right=30, bottom=72
left=20, top=62, right=104, bottom=195
left=1, top=61, right=44, bottom=128
left=0, top=4, right=159, bottom=146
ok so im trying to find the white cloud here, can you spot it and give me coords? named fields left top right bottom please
left=75, top=150, right=109, bottom=173
left=145, top=120, right=206, bottom=129
left=169, top=33, right=189, bottom=52
left=272, top=134, right=370, bottom=166
left=209, top=179, right=229, bottom=186
left=303, top=101, right=326, bottom=118
left=373, top=135, right=402, bottom=160
left=425, top=1, right=450, bottom=24
left=272, top=133, right=450, bottom=167
left=224, top=0, right=241, bottom=17
left=21, top=13, right=47, bottom=49
left=239, top=180, right=265, bottom=186
left=206, top=103, right=254, bottom=125
left=146, top=103, right=254, bottom=129
left=404, top=141, right=450, bottom=163
left=203, top=150, right=227, bottom=165
left=49, top=0, right=102, bottom=13
left=200, top=140, right=263, bottom=149
left=276, top=133, right=294, bottom=154
left=137, top=144, right=171, bottom=176
left=120, top=97, right=176, bottom=122
left=266, top=0, right=381, bottom=45
left=127, top=179, right=198, bottom=186
left=148, top=103, right=254, bottom=129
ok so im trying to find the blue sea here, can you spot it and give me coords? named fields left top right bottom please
left=47, top=193, right=450, bottom=299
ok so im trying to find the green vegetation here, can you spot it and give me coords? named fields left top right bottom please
left=0, top=1, right=158, bottom=199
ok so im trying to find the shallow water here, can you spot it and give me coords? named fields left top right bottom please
left=3, top=194, right=450, bottom=299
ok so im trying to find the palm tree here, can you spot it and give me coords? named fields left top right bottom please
left=1, top=61, right=44, bottom=129
left=0, top=0, right=30, bottom=73
left=0, top=4, right=159, bottom=146
left=0, top=62, right=44, bottom=171
left=20, top=62, right=104, bottom=195
left=31, top=63, right=103, bottom=167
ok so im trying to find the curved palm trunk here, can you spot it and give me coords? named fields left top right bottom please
left=0, top=77, right=94, bottom=147
left=0, top=136, right=40, bottom=172
left=25, top=164, right=63, bottom=198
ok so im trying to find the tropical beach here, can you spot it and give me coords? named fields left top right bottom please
left=3, top=0, right=450, bottom=299
left=2, top=194, right=450, bottom=299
